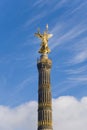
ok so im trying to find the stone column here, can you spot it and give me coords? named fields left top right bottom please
left=37, top=54, right=53, bottom=130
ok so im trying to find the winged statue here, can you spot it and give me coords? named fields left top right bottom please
left=35, top=25, right=53, bottom=54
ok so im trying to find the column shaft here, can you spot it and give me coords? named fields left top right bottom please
left=37, top=56, right=53, bottom=130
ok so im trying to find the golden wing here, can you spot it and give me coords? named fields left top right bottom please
left=47, top=34, right=53, bottom=39
left=35, top=33, right=43, bottom=39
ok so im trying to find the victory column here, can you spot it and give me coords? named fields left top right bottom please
left=35, top=25, right=53, bottom=130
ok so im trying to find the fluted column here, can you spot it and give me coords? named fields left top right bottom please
left=37, top=55, right=53, bottom=130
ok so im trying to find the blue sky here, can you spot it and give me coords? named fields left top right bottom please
left=0, top=0, right=87, bottom=108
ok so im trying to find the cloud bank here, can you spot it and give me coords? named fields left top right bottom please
left=0, top=96, right=87, bottom=130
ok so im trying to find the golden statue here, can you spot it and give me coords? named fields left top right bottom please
left=35, top=24, right=53, bottom=54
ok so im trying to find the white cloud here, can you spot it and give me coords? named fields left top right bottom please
left=73, top=51, right=87, bottom=63
left=53, top=0, right=70, bottom=11
left=63, top=35, right=87, bottom=65
left=53, top=96, right=87, bottom=130
left=68, top=77, right=87, bottom=82
left=71, top=1, right=87, bottom=14
left=49, top=22, right=87, bottom=50
left=69, top=49, right=87, bottom=64
left=65, top=65, right=87, bottom=74
left=0, top=96, right=87, bottom=130
left=24, top=12, right=46, bottom=28
left=33, top=0, right=51, bottom=7
left=0, top=101, right=37, bottom=130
